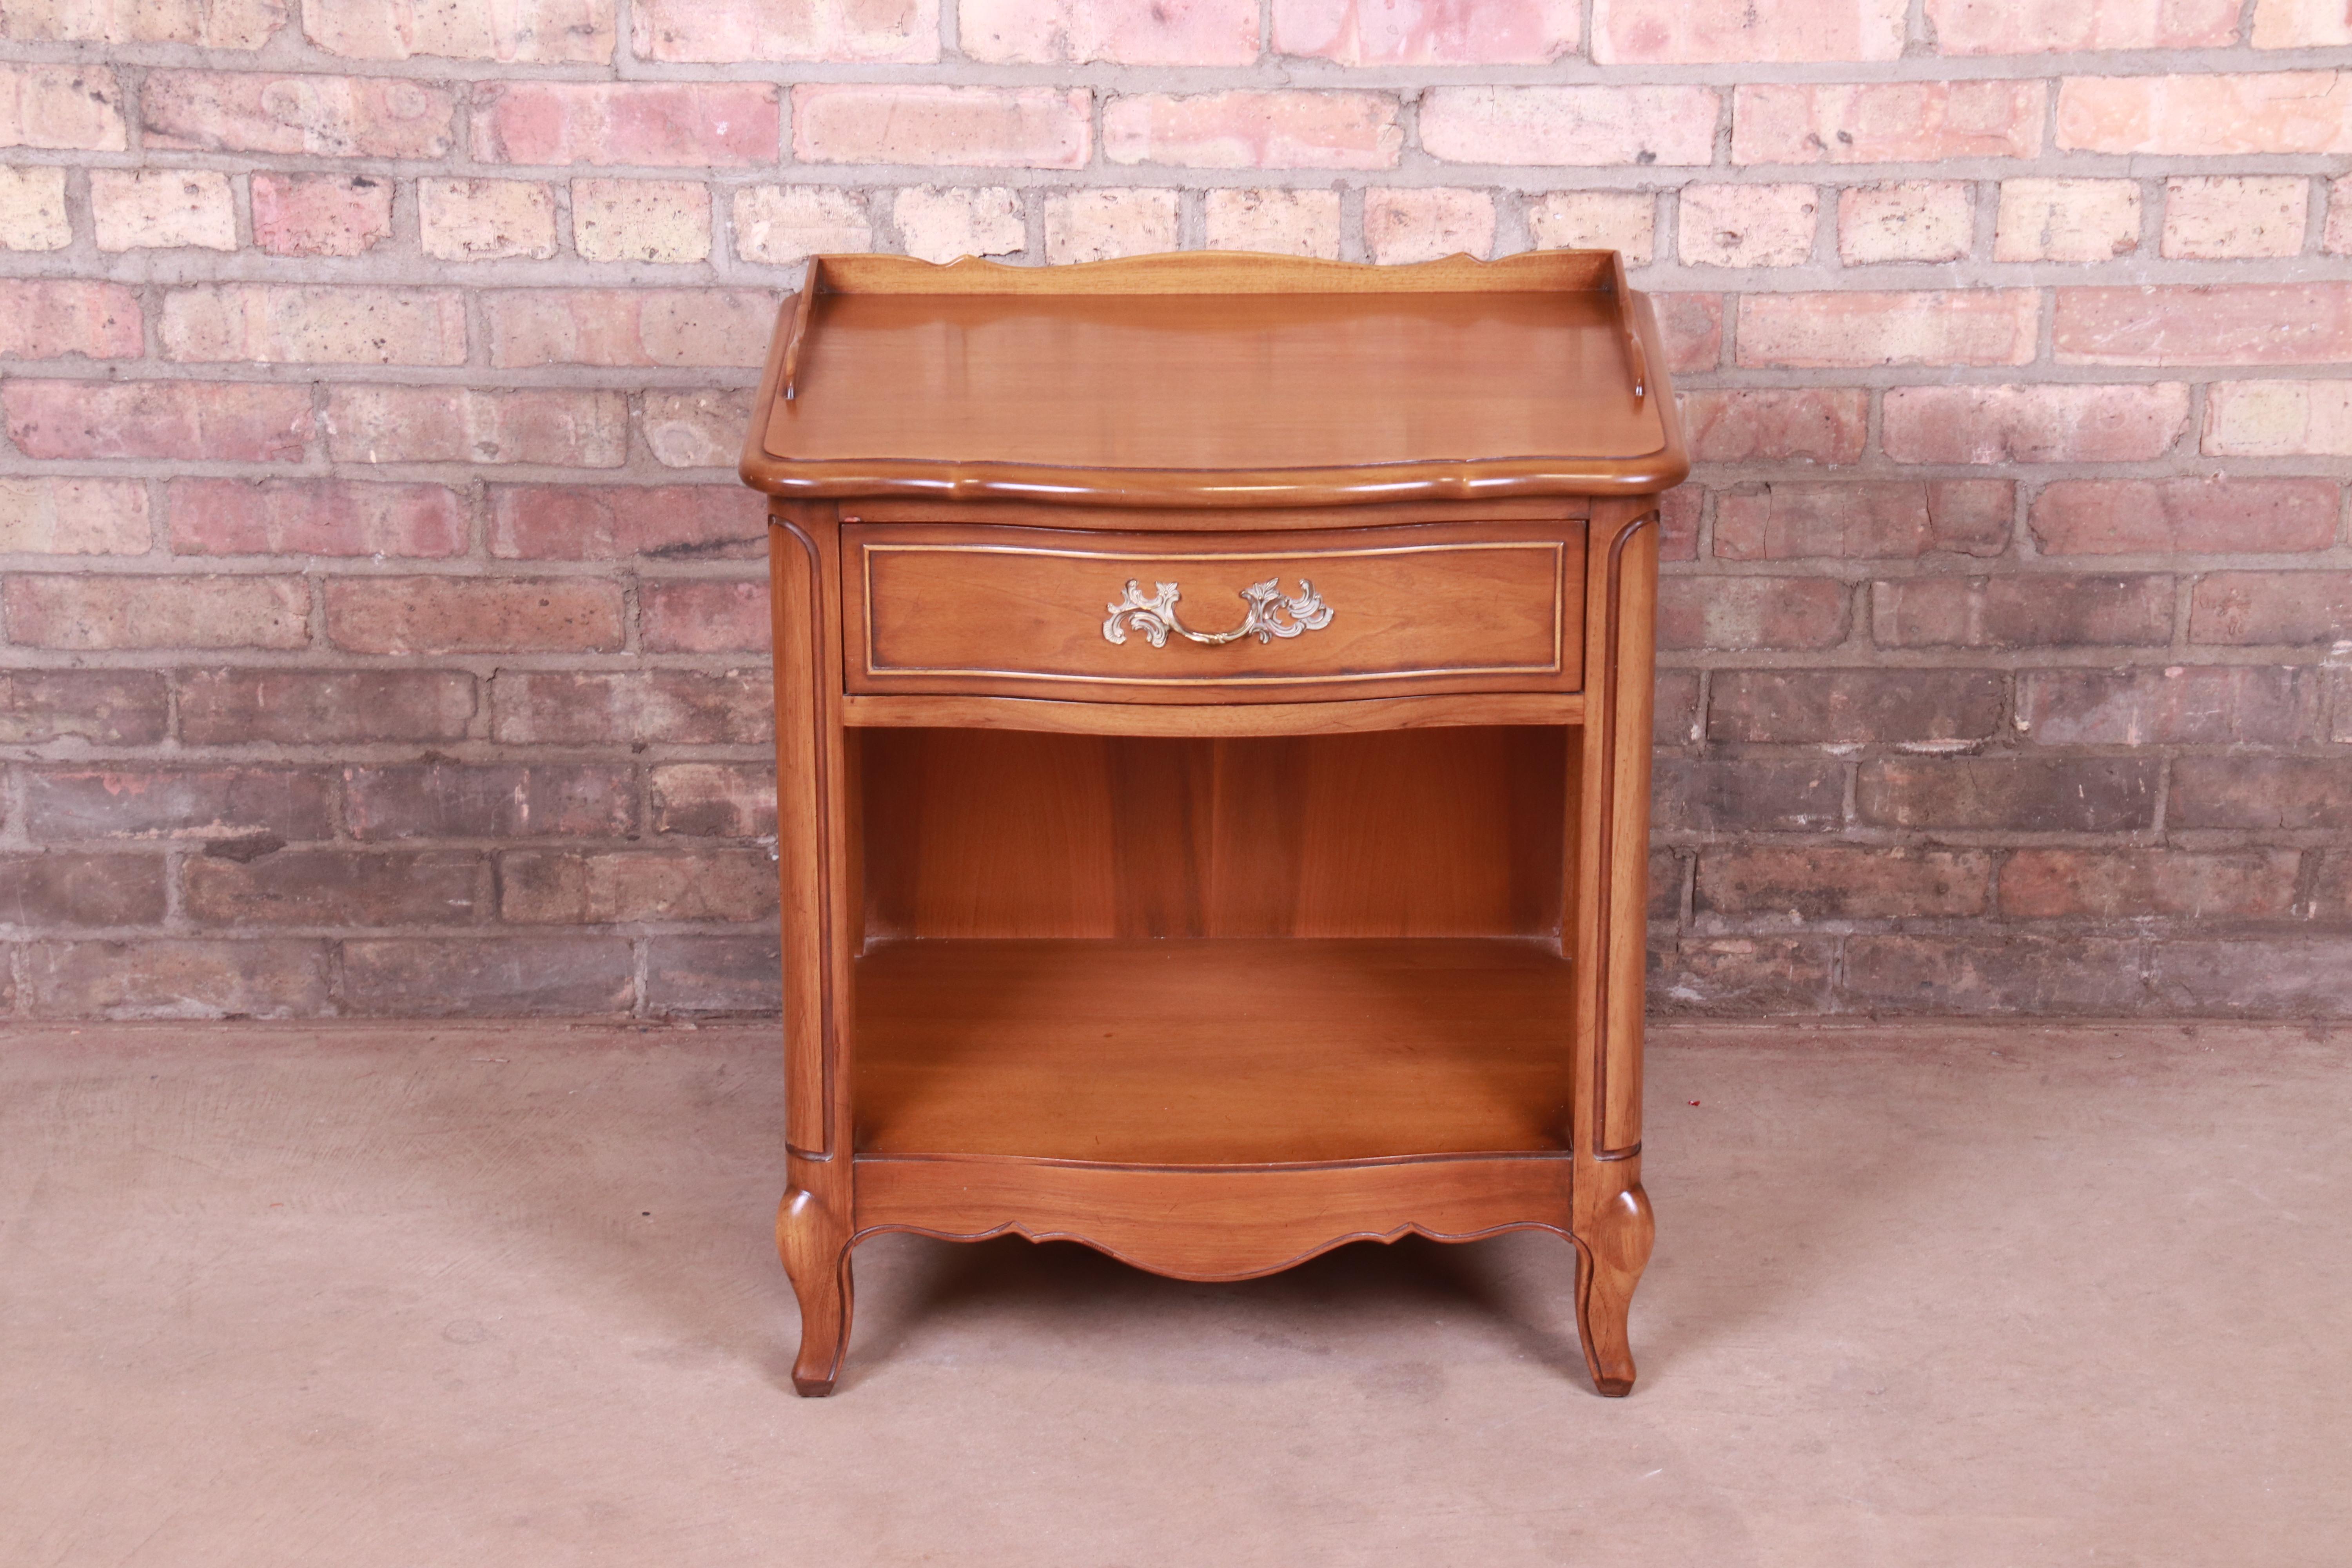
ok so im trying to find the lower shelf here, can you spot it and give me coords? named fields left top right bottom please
left=853, top=936, right=1575, bottom=1165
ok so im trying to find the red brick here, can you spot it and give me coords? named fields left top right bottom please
left=91, top=168, right=235, bottom=252
left=23, top=767, right=336, bottom=842
left=339, top=937, right=633, bottom=1016
left=142, top=71, right=454, bottom=159
left=0, top=64, right=127, bottom=151
left=1652, top=294, right=1722, bottom=374
left=2330, top=175, right=2352, bottom=255
left=489, top=670, right=770, bottom=745
left=1845, top=936, right=2145, bottom=1013
left=178, top=668, right=476, bottom=746
left=1836, top=180, right=1974, bottom=264
left=1595, top=0, right=1903, bottom=63
left=2256, top=0, right=2352, bottom=45
left=323, top=386, right=628, bottom=468
left=640, top=579, right=770, bottom=653
left=1274, top=0, right=1575, bottom=60
left=2162, top=175, right=2309, bottom=260
left=185, top=850, right=486, bottom=927
left=2030, top=477, right=2337, bottom=557
left=1648, top=849, right=1685, bottom=920
left=2017, top=666, right=2316, bottom=746
left=2311, top=853, right=2352, bottom=919
left=1927, top=0, right=2238, bottom=51
left=2152, top=937, right=2352, bottom=1017
left=1659, top=576, right=1849, bottom=651
left=570, top=177, right=709, bottom=263
left=1679, top=388, right=1868, bottom=463
left=160, top=284, right=466, bottom=367
left=345, top=764, right=634, bottom=841
left=1420, top=85, right=1720, bottom=167
left=0, top=476, right=150, bottom=556
left=1715, top=480, right=2011, bottom=561
left=0, top=164, right=69, bottom=249
left=1872, top=574, right=2173, bottom=649
left=967, top=0, right=1258, bottom=63
left=1881, top=384, right=2189, bottom=465
left=1652, top=758, right=1843, bottom=832
left=2171, top=757, right=2352, bottom=829
left=325, top=577, right=623, bottom=655
left=1105, top=91, right=1399, bottom=170
left=0, top=279, right=142, bottom=358
left=1652, top=936, right=1836, bottom=1013
left=471, top=82, right=779, bottom=167
left=1732, top=81, right=2045, bottom=164
left=644, top=935, right=782, bottom=1014
left=24, top=939, right=330, bottom=1018
left=1708, top=669, right=2004, bottom=744
left=643, top=388, right=754, bottom=469
left=0, top=854, right=167, bottom=927
left=1655, top=669, right=1701, bottom=745
left=5, top=574, right=310, bottom=650
left=1696, top=846, right=1991, bottom=919
left=2056, top=285, right=2352, bottom=368
left=650, top=763, right=776, bottom=837
left=2000, top=850, right=2297, bottom=921
left=632, top=0, right=938, bottom=62
left=793, top=85, right=1089, bottom=168
left=500, top=849, right=776, bottom=923
left=250, top=173, right=393, bottom=258
left=1676, top=183, right=1818, bottom=268
left=489, top=485, right=761, bottom=561
left=0, top=671, right=168, bottom=745
left=1856, top=757, right=2159, bottom=831
left=303, top=0, right=615, bottom=62
left=2056, top=72, right=2352, bottom=156
left=483, top=290, right=776, bottom=370
left=4, top=379, right=312, bottom=463
left=1738, top=290, right=2037, bottom=369
left=2202, top=380, right=2352, bottom=457
left=1657, top=486, right=1699, bottom=562
left=1, top=0, right=285, bottom=48
left=2188, top=572, right=2352, bottom=645
left=1994, top=178, right=2141, bottom=263
left=168, top=479, right=466, bottom=558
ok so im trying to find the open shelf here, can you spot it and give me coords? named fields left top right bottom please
left=853, top=937, right=1574, bottom=1166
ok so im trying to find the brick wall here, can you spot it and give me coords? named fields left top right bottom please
left=1, top=0, right=2348, bottom=1020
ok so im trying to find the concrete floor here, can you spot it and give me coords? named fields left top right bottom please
left=0, top=1020, right=2344, bottom=1567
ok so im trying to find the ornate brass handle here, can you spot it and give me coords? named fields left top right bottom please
left=1103, top=578, right=1335, bottom=648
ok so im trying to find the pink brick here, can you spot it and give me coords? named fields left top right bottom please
left=167, top=479, right=467, bottom=557
left=484, top=289, right=775, bottom=369
left=643, top=388, right=754, bottom=468
left=892, top=186, right=1024, bottom=263
left=489, top=484, right=763, bottom=560
left=967, top=0, right=1259, bottom=63
left=1680, top=388, right=1867, bottom=463
left=0, top=64, right=127, bottom=151
left=419, top=178, right=557, bottom=261
left=0, top=165, right=70, bottom=249
left=1653, top=293, right=1723, bottom=372
left=632, top=0, right=938, bottom=62
left=142, top=71, right=454, bottom=159
left=1838, top=181, right=1974, bottom=264
left=641, top=580, right=770, bottom=653
left=2187, top=571, right=2352, bottom=645
left=472, top=82, right=779, bottom=167
left=2256, top=0, right=2352, bottom=45
left=1525, top=190, right=1654, bottom=264
left=2056, top=284, right=2352, bottom=367
left=4, top=380, right=311, bottom=462
left=251, top=173, right=393, bottom=257
left=323, top=386, right=628, bottom=467
left=1659, top=576, right=1850, bottom=651
left=0, top=0, right=286, bottom=47
left=1273, top=0, right=1576, bottom=61
left=0, top=477, right=150, bottom=555
left=1042, top=188, right=1181, bottom=264
left=0, top=279, right=141, bottom=359
left=1105, top=90, right=1399, bottom=170
left=732, top=185, right=874, bottom=265
left=1677, top=183, right=1818, bottom=267
left=2161, top=176, right=2311, bottom=259
left=1738, top=290, right=2038, bottom=368
left=1363, top=187, right=1494, bottom=263
left=2057, top=72, right=2352, bottom=156
left=1202, top=187, right=1341, bottom=257
left=4, top=574, right=309, bottom=650
left=1595, top=0, right=1904, bottom=62
left=1882, top=383, right=2189, bottom=464
left=2328, top=176, right=2352, bottom=254
left=1421, top=86, right=1720, bottom=167
left=793, top=85, right=1089, bottom=169
left=2203, top=380, right=2352, bottom=456
left=1927, top=0, right=2239, bottom=51
left=326, top=577, right=624, bottom=654
left=571, top=177, right=709, bottom=263
left=160, top=284, right=467, bottom=366
left=2029, top=477, right=2339, bottom=555
left=303, top=0, right=615, bottom=62
left=90, top=168, right=236, bottom=251
left=1994, top=178, right=2141, bottom=262
left=1715, top=480, right=2011, bottom=561
left=1733, top=81, right=2045, bottom=164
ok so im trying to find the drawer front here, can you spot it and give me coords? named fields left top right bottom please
left=842, top=520, right=1586, bottom=703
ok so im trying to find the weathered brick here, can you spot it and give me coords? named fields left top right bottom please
left=0, top=279, right=142, bottom=358
left=2056, top=284, right=2352, bottom=367
left=1659, top=576, right=1849, bottom=651
left=419, top=178, right=557, bottom=261
left=142, top=71, right=453, bottom=159
left=5, top=575, right=310, bottom=650
left=1928, top=0, right=2238, bottom=51
left=304, top=0, right=614, bottom=62
left=161, top=284, right=466, bottom=367
left=892, top=185, right=1024, bottom=263
left=251, top=173, right=392, bottom=257
left=2017, top=666, right=2316, bottom=746
left=1740, top=290, right=2037, bottom=368
left=1105, top=91, right=1399, bottom=170
left=2328, top=176, right=2352, bottom=255
left=490, top=669, right=771, bottom=746
left=2335, top=670, right=2352, bottom=744
left=1652, top=293, right=1723, bottom=373
left=2172, top=757, right=2352, bottom=829
left=1273, top=0, right=1578, bottom=61
left=0, top=477, right=149, bottom=555
left=168, top=479, right=466, bottom=558
left=23, top=766, right=336, bottom=842
left=1993, top=178, right=2141, bottom=263
left=1363, top=187, right=1494, bottom=264
left=24, top=939, right=330, bottom=1019
left=641, top=580, right=770, bottom=653
left=1422, top=86, right=1719, bottom=167
left=1715, top=480, right=2011, bottom=561
left=1596, top=0, right=1902, bottom=62
left=1676, top=183, right=1818, bottom=268
left=2152, top=937, right=2352, bottom=1017
left=177, top=668, right=475, bottom=746
left=2001, top=849, right=2297, bottom=920
left=1657, top=485, right=1701, bottom=562
left=642, top=388, right=753, bottom=469
left=2188, top=572, right=2352, bottom=644
left=2311, top=852, right=2352, bottom=918
left=2203, top=380, right=2352, bottom=457
left=966, top=0, right=1258, bottom=63
left=650, top=763, right=776, bottom=837
left=2057, top=72, right=2352, bottom=156
left=0, top=671, right=168, bottom=745
left=1732, top=81, right=2045, bottom=164
left=2162, top=176, right=2309, bottom=260
left=0, top=165, right=70, bottom=249
left=0, top=64, right=126, bottom=151
left=572, top=178, right=709, bottom=264
left=0, top=0, right=285, bottom=47
left=1680, top=388, right=1868, bottom=464
left=794, top=85, right=1088, bottom=169
left=185, top=850, right=486, bottom=927
left=1655, top=670, right=1701, bottom=746
left=644, top=935, right=784, bottom=1014
left=1201, top=187, right=1340, bottom=257
left=632, top=0, right=938, bottom=62
left=2030, top=477, right=2337, bottom=556
left=490, top=484, right=761, bottom=561
left=5, top=379, right=311, bottom=462
left=1653, top=936, right=1837, bottom=1012
left=345, top=763, right=634, bottom=841
left=325, top=577, right=624, bottom=654
left=1697, top=846, right=1991, bottom=919
left=733, top=186, right=873, bottom=265
left=484, top=289, right=773, bottom=369
left=1525, top=190, right=1653, bottom=265
left=1873, top=575, right=2173, bottom=649
left=90, top=169, right=235, bottom=252
left=1649, top=849, right=1686, bottom=920
left=1709, top=668, right=2005, bottom=745
left=1043, top=188, right=1181, bottom=264
left=1882, top=383, right=2189, bottom=465
left=501, top=849, right=776, bottom=923
left=0, top=854, right=166, bottom=928
left=472, top=82, right=779, bottom=167
left=1857, top=757, right=2160, bottom=831
left=323, top=386, right=628, bottom=467
left=340, top=937, right=633, bottom=1016
left=1652, top=758, right=1843, bottom=833
left=1838, top=181, right=1973, bottom=264
left=1846, top=936, right=2146, bottom=1013
left=2255, top=0, right=2352, bottom=45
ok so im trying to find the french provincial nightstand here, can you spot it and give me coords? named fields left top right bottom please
left=738, top=250, right=1688, bottom=1397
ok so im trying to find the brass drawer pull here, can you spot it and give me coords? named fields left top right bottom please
left=1103, top=578, right=1334, bottom=648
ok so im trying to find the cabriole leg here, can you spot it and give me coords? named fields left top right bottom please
left=778, top=1183, right=854, bottom=1396
left=1573, top=1178, right=1654, bottom=1397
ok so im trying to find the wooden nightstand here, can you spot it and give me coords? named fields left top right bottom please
left=739, top=250, right=1688, bottom=1397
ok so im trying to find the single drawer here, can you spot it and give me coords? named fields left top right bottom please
left=842, top=519, right=1586, bottom=703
